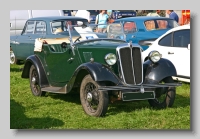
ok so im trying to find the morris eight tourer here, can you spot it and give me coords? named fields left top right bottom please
left=21, top=22, right=181, bottom=117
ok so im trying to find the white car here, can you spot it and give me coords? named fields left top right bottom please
left=142, top=24, right=190, bottom=83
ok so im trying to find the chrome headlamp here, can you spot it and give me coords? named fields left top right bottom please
left=105, top=53, right=117, bottom=65
left=148, top=51, right=162, bottom=63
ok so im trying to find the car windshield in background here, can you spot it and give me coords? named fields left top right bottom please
left=68, top=23, right=126, bottom=44
left=51, top=20, right=88, bottom=34
left=144, top=19, right=179, bottom=31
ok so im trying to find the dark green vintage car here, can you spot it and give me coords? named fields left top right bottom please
left=21, top=23, right=181, bottom=117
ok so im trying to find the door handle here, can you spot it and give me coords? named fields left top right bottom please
left=168, top=51, right=174, bottom=54
left=132, top=35, right=135, bottom=38
left=67, top=57, right=74, bottom=62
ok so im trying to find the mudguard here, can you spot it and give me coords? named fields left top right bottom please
left=143, top=58, right=177, bottom=84
left=78, top=62, right=121, bottom=84
left=73, top=62, right=121, bottom=84
left=21, top=55, right=49, bottom=88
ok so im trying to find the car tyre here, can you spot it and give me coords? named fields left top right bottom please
left=148, top=76, right=176, bottom=108
left=80, top=74, right=109, bottom=117
left=29, top=65, right=46, bottom=96
left=10, top=48, right=23, bottom=65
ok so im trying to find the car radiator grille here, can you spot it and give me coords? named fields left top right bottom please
left=118, top=47, right=143, bottom=85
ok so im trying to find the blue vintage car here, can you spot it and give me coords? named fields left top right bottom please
left=113, top=16, right=179, bottom=50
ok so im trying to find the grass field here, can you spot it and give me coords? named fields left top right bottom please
left=10, top=64, right=190, bottom=129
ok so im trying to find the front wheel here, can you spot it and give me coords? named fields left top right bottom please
left=29, top=65, right=46, bottom=96
left=148, top=76, right=176, bottom=108
left=80, top=75, right=109, bottom=117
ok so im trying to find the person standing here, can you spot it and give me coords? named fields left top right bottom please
left=75, top=10, right=91, bottom=23
left=166, top=10, right=179, bottom=23
left=146, top=10, right=160, bottom=17
left=95, top=10, right=110, bottom=33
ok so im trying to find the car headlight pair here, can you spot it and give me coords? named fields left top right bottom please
left=148, top=51, right=162, bottom=63
left=105, top=53, right=117, bottom=65
left=104, top=51, right=161, bottom=66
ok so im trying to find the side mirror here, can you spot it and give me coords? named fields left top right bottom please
left=188, top=44, right=190, bottom=50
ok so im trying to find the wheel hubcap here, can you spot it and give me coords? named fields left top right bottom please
left=87, top=92, right=93, bottom=102
left=10, top=51, right=15, bottom=64
left=32, top=77, right=36, bottom=85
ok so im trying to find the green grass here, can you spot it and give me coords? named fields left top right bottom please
left=10, top=64, right=190, bottom=129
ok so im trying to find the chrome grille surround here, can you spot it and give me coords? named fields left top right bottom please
left=116, top=43, right=143, bottom=85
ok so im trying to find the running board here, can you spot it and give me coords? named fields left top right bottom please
left=41, top=85, right=67, bottom=94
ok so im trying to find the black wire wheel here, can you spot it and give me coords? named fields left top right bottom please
left=29, top=65, right=46, bottom=96
left=148, top=76, right=176, bottom=108
left=80, top=74, right=108, bottom=117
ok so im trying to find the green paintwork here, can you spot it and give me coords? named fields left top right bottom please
left=122, top=91, right=155, bottom=101
left=76, top=40, right=123, bottom=63
left=36, top=39, right=126, bottom=86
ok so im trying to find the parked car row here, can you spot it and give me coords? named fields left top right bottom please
left=10, top=14, right=190, bottom=83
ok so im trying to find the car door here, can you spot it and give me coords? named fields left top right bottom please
left=157, top=29, right=190, bottom=78
left=44, top=45, right=79, bottom=83
left=43, top=20, right=79, bottom=83
left=169, top=29, right=190, bottom=78
left=15, top=21, right=35, bottom=60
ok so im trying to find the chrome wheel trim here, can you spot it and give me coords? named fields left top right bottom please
left=87, top=92, right=93, bottom=102
left=10, top=51, right=15, bottom=64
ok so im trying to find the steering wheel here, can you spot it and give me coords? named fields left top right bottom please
left=74, top=36, right=81, bottom=43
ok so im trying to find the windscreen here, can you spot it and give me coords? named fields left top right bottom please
left=68, top=23, right=126, bottom=44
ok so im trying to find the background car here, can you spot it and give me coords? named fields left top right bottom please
left=10, top=10, right=65, bottom=36
left=10, top=16, right=88, bottom=65
left=113, top=16, right=179, bottom=50
left=142, top=24, right=190, bottom=83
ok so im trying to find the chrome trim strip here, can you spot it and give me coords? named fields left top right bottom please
left=116, top=44, right=130, bottom=85
left=132, top=45, right=143, bottom=85
left=129, top=43, right=136, bottom=84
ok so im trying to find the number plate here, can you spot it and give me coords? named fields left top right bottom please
left=122, top=91, right=155, bottom=101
